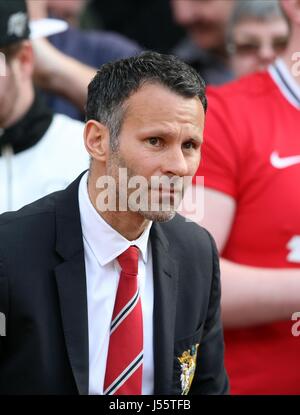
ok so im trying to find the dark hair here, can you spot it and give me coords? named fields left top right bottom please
left=86, top=51, right=207, bottom=149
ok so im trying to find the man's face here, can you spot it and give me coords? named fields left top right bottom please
left=106, top=83, right=205, bottom=222
left=47, top=0, right=86, bottom=23
left=230, top=17, right=289, bottom=78
left=171, top=0, right=235, bottom=51
left=0, top=59, right=18, bottom=128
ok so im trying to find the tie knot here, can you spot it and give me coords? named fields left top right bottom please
left=118, top=246, right=139, bottom=276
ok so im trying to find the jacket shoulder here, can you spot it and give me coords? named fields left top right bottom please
left=0, top=192, right=61, bottom=256
left=0, top=192, right=56, bottom=228
left=159, top=213, right=215, bottom=255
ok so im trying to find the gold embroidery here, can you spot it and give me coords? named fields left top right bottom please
left=177, top=344, right=199, bottom=395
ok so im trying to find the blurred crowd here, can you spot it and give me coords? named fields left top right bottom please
left=29, top=0, right=290, bottom=118
left=0, top=0, right=299, bottom=395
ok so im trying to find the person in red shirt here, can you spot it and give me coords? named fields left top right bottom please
left=226, top=0, right=289, bottom=78
left=188, top=0, right=300, bottom=394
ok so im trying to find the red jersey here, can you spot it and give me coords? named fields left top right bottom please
left=195, top=59, right=300, bottom=394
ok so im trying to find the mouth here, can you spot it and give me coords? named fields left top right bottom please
left=189, top=21, right=217, bottom=33
left=150, top=188, right=183, bottom=208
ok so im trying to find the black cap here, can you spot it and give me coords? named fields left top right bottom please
left=0, top=0, right=30, bottom=48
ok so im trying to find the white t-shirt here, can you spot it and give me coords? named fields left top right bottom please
left=0, top=114, right=89, bottom=213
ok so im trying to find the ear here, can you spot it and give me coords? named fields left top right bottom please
left=84, top=119, right=110, bottom=163
left=15, top=41, right=34, bottom=79
left=281, top=0, right=300, bottom=24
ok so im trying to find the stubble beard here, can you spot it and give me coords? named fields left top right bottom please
left=107, top=150, right=179, bottom=223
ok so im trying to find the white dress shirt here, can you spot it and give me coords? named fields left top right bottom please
left=78, top=171, right=154, bottom=395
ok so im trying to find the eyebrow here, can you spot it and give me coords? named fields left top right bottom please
left=138, top=126, right=203, bottom=143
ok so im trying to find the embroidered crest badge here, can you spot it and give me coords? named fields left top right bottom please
left=177, top=344, right=199, bottom=395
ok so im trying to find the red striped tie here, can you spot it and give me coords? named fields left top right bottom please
left=103, top=246, right=143, bottom=395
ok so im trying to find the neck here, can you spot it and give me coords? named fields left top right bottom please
left=5, top=84, right=34, bottom=129
left=87, top=171, right=149, bottom=241
left=282, top=29, right=300, bottom=87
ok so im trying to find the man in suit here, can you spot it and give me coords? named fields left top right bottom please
left=0, top=51, right=229, bottom=395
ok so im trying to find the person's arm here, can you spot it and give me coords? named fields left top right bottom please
left=182, top=186, right=300, bottom=328
left=220, top=257, right=300, bottom=328
left=26, top=0, right=96, bottom=112
left=26, top=0, right=47, bottom=20
left=32, top=38, right=96, bottom=112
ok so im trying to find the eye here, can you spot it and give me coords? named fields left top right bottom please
left=182, top=141, right=198, bottom=150
left=148, top=137, right=161, bottom=146
left=235, top=42, right=260, bottom=55
left=273, top=37, right=288, bottom=52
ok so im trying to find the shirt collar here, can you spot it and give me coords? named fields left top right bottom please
left=269, top=58, right=300, bottom=109
left=78, top=171, right=152, bottom=266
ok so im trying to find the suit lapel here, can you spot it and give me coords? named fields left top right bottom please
left=54, top=173, right=89, bottom=395
left=151, top=223, right=179, bottom=395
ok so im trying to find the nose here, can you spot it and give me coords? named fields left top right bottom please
left=171, top=0, right=196, bottom=26
left=161, top=147, right=190, bottom=178
left=258, top=43, right=276, bottom=66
